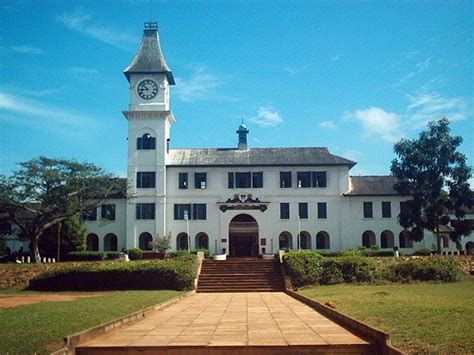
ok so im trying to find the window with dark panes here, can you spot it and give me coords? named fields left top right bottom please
left=228, top=172, right=234, bottom=188
left=280, top=203, right=290, bottom=219
left=312, top=172, right=327, bottom=187
left=317, top=202, right=327, bottom=219
left=82, top=207, right=97, bottom=221
left=136, top=203, right=155, bottom=220
left=136, top=171, right=156, bottom=188
left=363, top=202, right=373, bottom=218
left=192, top=204, right=207, bottom=220
left=297, top=172, right=311, bottom=188
left=235, top=172, right=251, bottom=188
left=280, top=171, right=292, bottom=188
left=195, top=172, right=207, bottom=189
left=252, top=172, right=263, bottom=188
left=178, top=173, right=188, bottom=189
left=382, top=202, right=391, bottom=218
left=174, top=204, right=191, bottom=220
left=101, top=204, right=116, bottom=221
left=298, top=203, right=308, bottom=219
left=136, top=133, right=155, bottom=150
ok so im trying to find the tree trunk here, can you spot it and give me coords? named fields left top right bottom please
left=31, top=235, right=41, bottom=263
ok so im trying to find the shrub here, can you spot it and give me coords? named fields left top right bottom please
left=67, top=251, right=105, bottom=261
left=282, top=250, right=324, bottom=288
left=28, top=256, right=198, bottom=291
left=413, top=248, right=432, bottom=256
left=335, top=256, right=379, bottom=283
left=128, top=248, right=143, bottom=260
left=320, top=259, right=344, bottom=285
left=106, top=252, right=121, bottom=260
left=366, top=250, right=394, bottom=257
left=388, top=257, right=463, bottom=282
left=191, top=249, right=210, bottom=258
left=168, top=250, right=190, bottom=258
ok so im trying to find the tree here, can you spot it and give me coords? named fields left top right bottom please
left=151, top=232, right=172, bottom=254
left=0, top=157, right=125, bottom=262
left=391, top=117, right=473, bottom=251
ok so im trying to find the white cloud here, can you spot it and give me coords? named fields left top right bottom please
left=56, top=9, right=137, bottom=50
left=406, top=92, right=468, bottom=124
left=4, top=45, right=44, bottom=54
left=319, top=120, right=338, bottom=130
left=174, top=66, right=221, bottom=102
left=282, top=65, right=310, bottom=74
left=344, top=107, right=402, bottom=143
left=0, top=92, right=100, bottom=132
left=249, top=106, right=283, bottom=128
left=68, top=67, right=98, bottom=76
left=330, top=54, right=341, bottom=62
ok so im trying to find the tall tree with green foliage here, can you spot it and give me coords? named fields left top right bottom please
left=391, top=117, right=473, bottom=251
left=0, top=157, right=125, bottom=262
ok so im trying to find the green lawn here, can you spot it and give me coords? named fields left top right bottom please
left=0, top=290, right=183, bottom=354
left=299, top=278, right=474, bottom=353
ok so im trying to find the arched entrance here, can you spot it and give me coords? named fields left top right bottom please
left=229, top=214, right=259, bottom=257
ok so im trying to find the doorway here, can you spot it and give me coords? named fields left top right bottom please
left=229, top=214, right=259, bottom=257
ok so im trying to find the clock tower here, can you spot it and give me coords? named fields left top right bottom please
left=123, top=22, right=175, bottom=249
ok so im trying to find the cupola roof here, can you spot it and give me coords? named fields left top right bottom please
left=124, top=22, right=175, bottom=84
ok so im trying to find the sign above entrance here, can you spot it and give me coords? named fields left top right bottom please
left=217, top=194, right=269, bottom=212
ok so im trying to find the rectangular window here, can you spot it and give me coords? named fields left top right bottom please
left=178, top=173, right=188, bottom=189
left=82, top=207, right=97, bottom=221
left=228, top=172, right=234, bottom=188
left=136, top=135, right=156, bottom=150
left=252, top=172, right=263, bottom=188
left=192, top=204, right=207, bottom=220
left=195, top=172, right=207, bottom=189
left=317, top=202, right=327, bottom=219
left=312, top=172, right=327, bottom=187
left=136, top=203, right=155, bottom=220
left=297, top=172, right=312, bottom=188
left=298, top=203, right=308, bottom=219
left=280, top=171, right=292, bottom=188
left=101, top=204, right=116, bottom=221
left=280, top=203, right=290, bottom=219
left=136, top=172, right=156, bottom=188
left=363, top=202, right=373, bottom=218
left=382, top=201, right=391, bottom=218
left=235, top=172, right=251, bottom=188
left=174, top=204, right=191, bottom=220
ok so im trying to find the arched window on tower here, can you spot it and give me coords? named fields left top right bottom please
left=139, top=232, right=153, bottom=251
left=137, top=133, right=156, bottom=150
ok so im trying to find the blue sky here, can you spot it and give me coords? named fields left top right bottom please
left=1, top=0, right=472, bottom=181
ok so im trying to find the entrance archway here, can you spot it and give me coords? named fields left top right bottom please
left=229, top=214, right=258, bottom=257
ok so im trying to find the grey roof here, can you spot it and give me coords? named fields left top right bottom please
left=344, top=176, right=400, bottom=196
left=167, top=148, right=356, bottom=167
left=124, top=28, right=175, bottom=84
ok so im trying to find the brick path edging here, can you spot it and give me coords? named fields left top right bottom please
left=285, top=290, right=403, bottom=355
left=50, top=291, right=196, bottom=355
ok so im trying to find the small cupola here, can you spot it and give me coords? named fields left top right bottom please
left=236, top=123, right=249, bottom=150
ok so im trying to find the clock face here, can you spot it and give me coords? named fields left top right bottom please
left=137, top=79, right=159, bottom=100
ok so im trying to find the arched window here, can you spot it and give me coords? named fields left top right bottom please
left=279, top=232, right=292, bottom=250
left=380, top=230, right=394, bottom=249
left=362, top=230, right=376, bottom=248
left=316, top=231, right=330, bottom=249
left=195, top=233, right=209, bottom=250
left=104, top=233, right=118, bottom=251
left=177, top=233, right=189, bottom=250
left=298, top=231, right=312, bottom=250
left=86, top=233, right=99, bottom=251
left=139, top=232, right=153, bottom=251
left=137, top=133, right=156, bottom=150
left=441, top=235, right=449, bottom=248
left=399, top=230, right=413, bottom=248
left=466, top=242, right=474, bottom=255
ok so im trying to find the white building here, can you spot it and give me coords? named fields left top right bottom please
left=77, top=23, right=474, bottom=257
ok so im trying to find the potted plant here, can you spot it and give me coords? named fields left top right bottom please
left=150, top=232, right=171, bottom=259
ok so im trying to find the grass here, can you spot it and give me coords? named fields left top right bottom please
left=0, top=290, right=183, bottom=354
left=299, top=278, right=474, bottom=353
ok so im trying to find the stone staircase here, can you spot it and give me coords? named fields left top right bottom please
left=197, top=258, right=285, bottom=292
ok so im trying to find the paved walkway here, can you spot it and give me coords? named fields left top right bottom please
left=78, top=292, right=369, bottom=350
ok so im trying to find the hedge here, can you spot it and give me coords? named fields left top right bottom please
left=67, top=251, right=105, bottom=261
left=388, top=257, right=463, bottom=282
left=127, top=248, right=143, bottom=260
left=28, top=255, right=198, bottom=291
left=282, top=250, right=324, bottom=288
